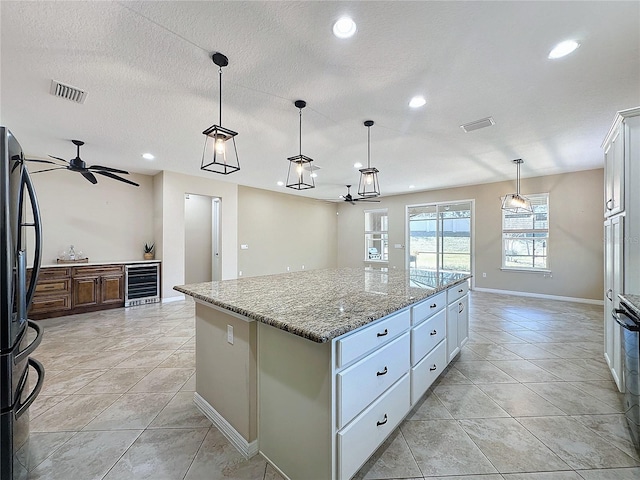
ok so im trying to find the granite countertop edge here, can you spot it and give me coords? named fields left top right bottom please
left=619, top=293, right=640, bottom=318
left=39, top=259, right=161, bottom=268
left=175, top=272, right=471, bottom=343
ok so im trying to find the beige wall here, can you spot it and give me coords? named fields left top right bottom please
left=157, top=171, right=238, bottom=299
left=337, top=169, right=604, bottom=301
left=237, top=186, right=338, bottom=278
left=29, top=171, right=154, bottom=264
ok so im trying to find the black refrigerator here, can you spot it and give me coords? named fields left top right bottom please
left=0, top=126, right=45, bottom=480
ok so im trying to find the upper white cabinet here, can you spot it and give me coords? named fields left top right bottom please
left=604, top=125, right=624, bottom=217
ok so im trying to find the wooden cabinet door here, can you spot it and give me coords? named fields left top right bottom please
left=72, top=276, right=99, bottom=308
left=101, top=274, right=124, bottom=304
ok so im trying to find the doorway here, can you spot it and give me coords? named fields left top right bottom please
left=407, top=201, right=473, bottom=274
left=184, top=193, right=221, bottom=283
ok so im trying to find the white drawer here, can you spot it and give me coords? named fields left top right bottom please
left=411, top=309, right=446, bottom=365
left=411, top=339, right=447, bottom=405
left=447, top=281, right=469, bottom=304
left=338, top=373, right=410, bottom=480
left=411, top=291, right=446, bottom=326
left=336, top=308, right=410, bottom=369
left=337, top=332, right=410, bottom=429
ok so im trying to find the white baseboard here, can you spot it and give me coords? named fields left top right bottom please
left=193, top=392, right=259, bottom=458
left=472, top=287, right=604, bottom=306
left=162, top=295, right=185, bottom=303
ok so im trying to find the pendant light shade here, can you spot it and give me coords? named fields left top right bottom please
left=201, top=52, right=240, bottom=175
left=358, top=120, right=380, bottom=198
left=286, top=100, right=315, bottom=190
left=502, top=159, right=532, bottom=213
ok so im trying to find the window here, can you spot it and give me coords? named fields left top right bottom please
left=364, top=209, right=388, bottom=262
left=502, top=193, right=549, bottom=270
left=408, top=201, right=472, bottom=274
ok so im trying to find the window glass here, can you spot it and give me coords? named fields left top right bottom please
left=502, top=193, right=549, bottom=270
left=365, top=209, right=388, bottom=262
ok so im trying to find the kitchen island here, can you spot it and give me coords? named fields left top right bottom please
left=175, top=267, right=471, bottom=480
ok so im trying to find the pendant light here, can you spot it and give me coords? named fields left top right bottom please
left=201, top=52, right=240, bottom=175
left=502, top=158, right=532, bottom=213
left=358, top=120, right=380, bottom=198
left=286, top=100, right=315, bottom=190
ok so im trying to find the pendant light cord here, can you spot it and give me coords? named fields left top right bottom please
left=516, top=161, right=521, bottom=195
left=218, top=66, right=223, bottom=125
left=367, top=125, right=371, bottom=168
left=299, top=108, right=302, bottom=156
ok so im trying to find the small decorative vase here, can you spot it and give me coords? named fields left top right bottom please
left=144, top=253, right=154, bottom=260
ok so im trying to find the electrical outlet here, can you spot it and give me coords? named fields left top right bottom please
left=227, top=325, right=234, bottom=344
left=302, top=265, right=305, bottom=270
left=239, top=271, right=243, bottom=276
left=240, top=244, right=249, bottom=250
left=482, top=272, right=487, bottom=278
left=287, top=266, right=290, bottom=271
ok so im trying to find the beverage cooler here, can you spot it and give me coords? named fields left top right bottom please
left=1, top=127, right=45, bottom=480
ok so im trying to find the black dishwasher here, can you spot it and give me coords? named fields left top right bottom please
left=614, top=301, right=640, bottom=452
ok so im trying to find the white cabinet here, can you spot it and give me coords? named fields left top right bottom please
left=602, top=107, right=640, bottom=393
left=604, top=125, right=624, bottom=217
left=604, top=215, right=624, bottom=391
left=447, top=287, right=469, bottom=364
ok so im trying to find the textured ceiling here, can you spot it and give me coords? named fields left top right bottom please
left=1, top=1, right=639, bottom=201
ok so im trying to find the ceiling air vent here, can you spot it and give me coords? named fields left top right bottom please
left=50, top=80, right=87, bottom=104
left=460, top=116, right=495, bottom=133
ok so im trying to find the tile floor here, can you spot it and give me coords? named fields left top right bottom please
left=21, top=291, right=640, bottom=479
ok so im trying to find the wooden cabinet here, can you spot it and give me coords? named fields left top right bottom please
left=30, top=264, right=126, bottom=319
left=28, top=267, right=71, bottom=316
left=72, top=265, right=124, bottom=308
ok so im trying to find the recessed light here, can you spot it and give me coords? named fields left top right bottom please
left=353, top=162, right=363, bottom=168
left=142, top=153, right=155, bottom=160
left=277, top=181, right=284, bottom=186
left=333, top=17, right=356, bottom=39
left=548, top=40, right=580, bottom=59
left=409, top=185, right=415, bottom=189
left=409, top=96, right=426, bottom=108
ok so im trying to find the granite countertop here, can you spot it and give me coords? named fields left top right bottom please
left=175, top=267, right=471, bottom=343
left=40, top=259, right=161, bottom=268
left=619, top=293, right=640, bottom=318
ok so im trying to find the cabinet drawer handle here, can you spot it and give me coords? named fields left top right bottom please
left=376, top=366, right=388, bottom=376
left=430, top=303, right=437, bottom=308
left=606, top=199, right=614, bottom=210
left=430, top=329, right=437, bottom=336
left=41, top=284, right=56, bottom=290
left=606, top=289, right=613, bottom=302
left=376, top=414, right=388, bottom=427
left=430, top=364, right=437, bottom=371
left=459, top=303, right=464, bottom=314
left=377, top=329, right=388, bottom=337
left=458, top=289, right=463, bottom=293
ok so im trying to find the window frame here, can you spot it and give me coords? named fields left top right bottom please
left=364, top=208, right=389, bottom=263
left=501, top=192, right=550, bottom=272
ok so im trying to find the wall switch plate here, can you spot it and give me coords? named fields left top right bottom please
left=240, top=244, right=249, bottom=250
left=482, top=272, right=486, bottom=277
left=227, top=325, right=234, bottom=344
left=394, top=243, right=404, bottom=249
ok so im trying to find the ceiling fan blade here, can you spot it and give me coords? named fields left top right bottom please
left=48, top=155, right=70, bottom=164
left=25, top=158, right=58, bottom=165
left=30, top=167, right=68, bottom=174
left=89, top=165, right=130, bottom=174
left=82, top=171, right=98, bottom=184
left=95, top=170, right=139, bottom=187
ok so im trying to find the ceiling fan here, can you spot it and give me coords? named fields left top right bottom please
left=28, top=139, right=139, bottom=186
left=340, top=185, right=380, bottom=205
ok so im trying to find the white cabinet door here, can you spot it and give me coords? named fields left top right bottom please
left=604, top=216, right=624, bottom=392
left=604, top=126, right=624, bottom=217
left=457, top=295, right=469, bottom=350
left=447, top=302, right=459, bottom=363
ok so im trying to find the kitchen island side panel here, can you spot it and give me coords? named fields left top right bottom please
left=258, top=322, right=333, bottom=480
left=195, top=302, right=257, bottom=442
